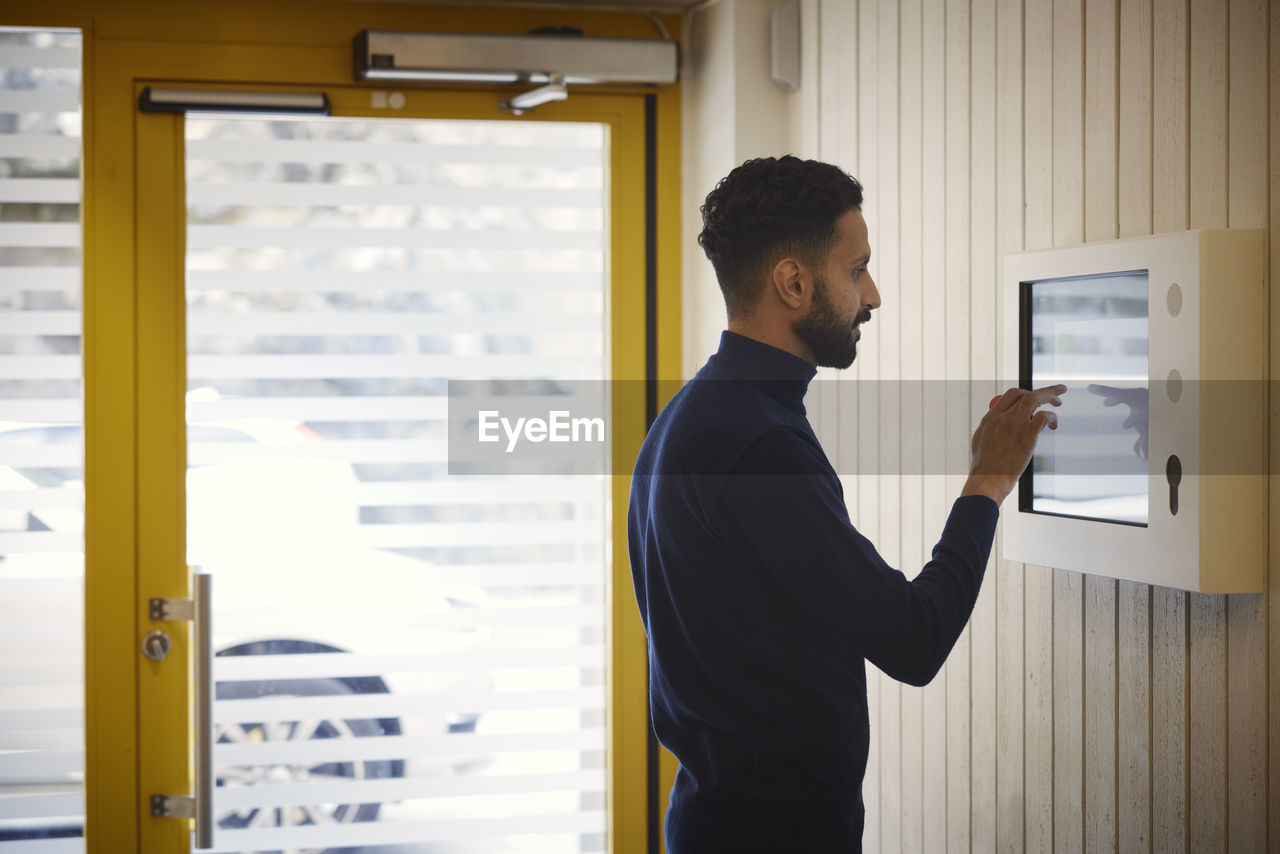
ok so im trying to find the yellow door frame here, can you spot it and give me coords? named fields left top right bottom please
left=0, top=3, right=682, bottom=852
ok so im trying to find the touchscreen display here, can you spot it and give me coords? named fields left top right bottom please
left=1024, top=271, right=1149, bottom=526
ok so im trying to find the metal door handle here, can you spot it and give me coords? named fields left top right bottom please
left=149, top=570, right=213, bottom=849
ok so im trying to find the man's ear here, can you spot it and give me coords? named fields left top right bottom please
left=770, top=258, right=807, bottom=310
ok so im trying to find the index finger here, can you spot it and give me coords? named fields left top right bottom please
left=1017, top=384, right=1068, bottom=414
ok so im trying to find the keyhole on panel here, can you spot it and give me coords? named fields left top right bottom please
left=1166, top=454, right=1182, bottom=516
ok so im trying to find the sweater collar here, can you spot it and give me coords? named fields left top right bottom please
left=705, top=330, right=817, bottom=410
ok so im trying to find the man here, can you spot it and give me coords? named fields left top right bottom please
left=627, top=156, right=1064, bottom=852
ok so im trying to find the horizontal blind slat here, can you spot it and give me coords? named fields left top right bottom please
left=188, top=311, right=601, bottom=336
left=353, top=480, right=603, bottom=505
left=213, top=727, right=604, bottom=766
left=0, top=793, right=83, bottom=820
left=0, top=840, right=83, bottom=853
left=0, top=267, right=78, bottom=293
left=0, top=488, right=83, bottom=511
left=0, top=750, right=80, bottom=780
left=187, top=397, right=445, bottom=421
left=0, top=178, right=79, bottom=203
left=186, top=138, right=602, bottom=168
left=187, top=354, right=596, bottom=379
left=213, top=646, right=604, bottom=681
left=0, top=224, right=80, bottom=248
left=0, top=132, right=79, bottom=155
left=188, top=181, right=601, bottom=208
left=0, top=46, right=81, bottom=68
left=186, top=270, right=602, bottom=292
left=206, top=810, right=604, bottom=851
left=354, top=521, right=604, bottom=549
left=187, top=224, right=601, bottom=251
left=214, top=770, right=605, bottom=810
left=214, top=687, right=604, bottom=722
left=0, top=532, right=81, bottom=553
left=0, top=709, right=81, bottom=730
left=0, top=311, right=78, bottom=335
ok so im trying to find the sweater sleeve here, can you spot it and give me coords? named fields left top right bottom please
left=711, top=425, right=1000, bottom=686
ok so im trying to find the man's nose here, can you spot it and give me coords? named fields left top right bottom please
left=864, top=274, right=882, bottom=310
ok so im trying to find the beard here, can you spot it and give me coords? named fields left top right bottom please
left=793, top=273, right=869, bottom=369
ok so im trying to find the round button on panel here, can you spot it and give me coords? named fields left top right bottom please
left=1167, top=282, right=1183, bottom=317
left=1167, top=368, right=1182, bottom=403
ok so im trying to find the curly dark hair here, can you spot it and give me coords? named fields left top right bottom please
left=697, top=156, right=864, bottom=318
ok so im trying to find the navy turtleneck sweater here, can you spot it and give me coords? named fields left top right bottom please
left=627, top=330, right=999, bottom=852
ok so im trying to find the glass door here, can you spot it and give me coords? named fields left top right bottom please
left=185, top=111, right=612, bottom=854
left=126, top=80, right=652, bottom=854
left=0, top=26, right=86, bottom=853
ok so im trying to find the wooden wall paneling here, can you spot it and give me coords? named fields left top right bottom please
left=1188, top=0, right=1229, bottom=849
left=898, top=0, right=925, bottom=848
left=1022, top=0, right=1055, bottom=850
left=1118, top=0, right=1153, bottom=239
left=993, top=0, right=1024, bottom=848
left=1082, top=577, right=1117, bottom=853
left=1116, top=584, right=1151, bottom=853
left=969, top=0, right=998, bottom=848
left=1116, top=0, right=1154, bottom=851
left=1051, top=0, right=1085, bottom=850
left=856, top=2, right=882, bottom=847
left=921, top=0, right=952, bottom=850
left=1270, top=0, right=1280, bottom=846
left=1188, top=593, right=1227, bottom=853
left=1225, top=0, right=1269, bottom=850
left=822, top=0, right=860, bottom=524
left=920, top=3, right=948, bottom=847
left=1081, top=19, right=1120, bottom=854
left=943, top=0, right=974, bottom=849
left=1150, top=0, right=1190, bottom=849
left=1051, top=0, right=1084, bottom=249
left=876, top=0, right=902, bottom=848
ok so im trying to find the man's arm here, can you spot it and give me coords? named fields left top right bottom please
left=713, top=426, right=997, bottom=687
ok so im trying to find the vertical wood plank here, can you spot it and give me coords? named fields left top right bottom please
left=1117, top=583, right=1151, bottom=853
left=1225, top=2, right=1269, bottom=851
left=1150, top=0, right=1190, bottom=850
left=1022, top=2, right=1055, bottom=851
left=1189, top=594, right=1227, bottom=852
left=1052, top=0, right=1084, bottom=249
left=1082, top=2, right=1119, bottom=851
left=920, top=0, right=948, bottom=844
left=876, top=1, right=902, bottom=849
left=1053, top=571, right=1084, bottom=854
left=823, top=0, right=861, bottom=524
left=943, top=0, right=974, bottom=849
left=854, top=3, right=881, bottom=850
left=1152, top=589, right=1188, bottom=853
left=1118, top=0, right=1153, bottom=239
left=1083, top=577, right=1117, bottom=853
left=994, top=0, right=1023, bottom=849
left=1187, top=0, right=1229, bottom=849
left=970, top=0, right=998, bottom=848
left=1116, top=1, right=1154, bottom=852
left=1051, top=0, right=1085, bottom=851
left=898, top=1, right=925, bottom=849
left=1189, top=0, right=1229, bottom=231
left=1269, top=0, right=1280, bottom=848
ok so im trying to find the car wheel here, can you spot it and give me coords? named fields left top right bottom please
left=214, top=639, right=404, bottom=853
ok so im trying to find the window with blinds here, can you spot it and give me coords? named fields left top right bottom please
left=185, top=115, right=611, bottom=853
left=0, top=26, right=85, bottom=853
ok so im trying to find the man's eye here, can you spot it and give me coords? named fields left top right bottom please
left=853, top=267, right=866, bottom=278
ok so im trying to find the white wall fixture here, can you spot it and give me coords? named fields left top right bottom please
left=353, top=29, right=679, bottom=114
left=1001, top=229, right=1267, bottom=593
left=770, top=0, right=801, bottom=92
